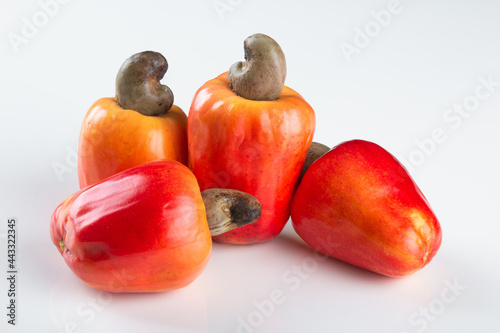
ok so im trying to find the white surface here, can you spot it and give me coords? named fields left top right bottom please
left=1, top=0, right=499, bottom=332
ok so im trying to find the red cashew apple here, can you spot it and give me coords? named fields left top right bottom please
left=50, top=160, right=261, bottom=292
left=188, top=33, right=315, bottom=244
left=291, top=140, right=442, bottom=277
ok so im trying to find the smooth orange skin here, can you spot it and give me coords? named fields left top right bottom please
left=188, top=72, right=315, bottom=244
left=291, top=140, right=442, bottom=277
left=78, top=97, right=188, bottom=188
left=50, top=160, right=212, bottom=292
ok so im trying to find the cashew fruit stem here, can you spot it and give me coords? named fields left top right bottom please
left=299, top=142, right=331, bottom=181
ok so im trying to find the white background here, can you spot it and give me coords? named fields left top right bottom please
left=1, top=0, right=499, bottom=332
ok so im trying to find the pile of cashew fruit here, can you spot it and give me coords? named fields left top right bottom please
left=50, top=33, right=442, bottom=293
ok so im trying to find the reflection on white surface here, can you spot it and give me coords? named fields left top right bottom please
left=48, top=269, right=209, bottom=332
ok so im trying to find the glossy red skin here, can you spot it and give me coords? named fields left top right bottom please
left=291, top=140, right=442, bottom=277
left=50, top=160, right=212, bottom=292
left=188, top=72, right=315, bottom=244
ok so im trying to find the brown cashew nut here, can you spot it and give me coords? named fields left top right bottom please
left=299, top=142, right=330, bottom=182
left=228, top=33, right=286, bottom=101
left=201, top=189, right=262, bottom=236
left=115, top=51, right=173, bottom=116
